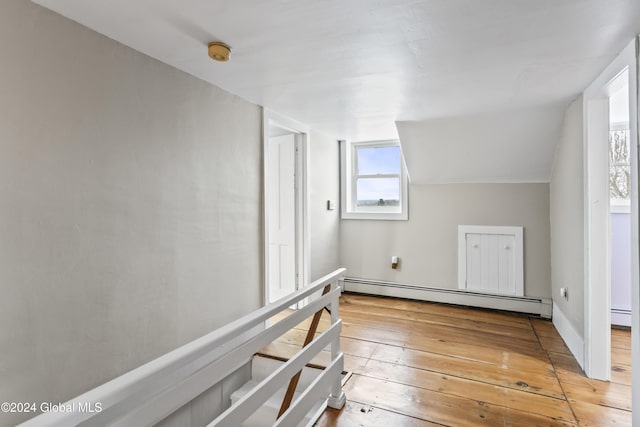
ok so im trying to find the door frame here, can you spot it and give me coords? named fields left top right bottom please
left=583, top=38, right=638, bottom=387
left=262, top=109, right=310, bottom=306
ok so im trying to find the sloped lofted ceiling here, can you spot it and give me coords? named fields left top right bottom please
left=397, top=104, right=567, bottom=183
left=32, top=0, right=640, bottom=183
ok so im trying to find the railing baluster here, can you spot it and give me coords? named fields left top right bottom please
left=277, top=284, right=332, bottom=419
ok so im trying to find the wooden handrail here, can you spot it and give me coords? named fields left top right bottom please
left=277, top=284, right=331, bottom=418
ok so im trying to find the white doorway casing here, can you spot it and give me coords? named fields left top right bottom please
left=610, top=79, right=633, bottom=328
left=584, top=96, right=611, bottom=380
left=263, top=110, right=310, bottom=306
left=582, top=37, right=638, bottom=417
left=632, top=37, right=640, bottom=427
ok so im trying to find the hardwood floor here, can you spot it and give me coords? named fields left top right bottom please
left=261, top=293, right=632, bottom=426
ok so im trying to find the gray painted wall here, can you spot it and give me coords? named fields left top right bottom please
left=340, top=183, right=552, bottom=298
left=0, top=1, right=262, bottom=425
left=309, top=132, right=340, bottom=281
left=550, top=97, right=585, bottom=335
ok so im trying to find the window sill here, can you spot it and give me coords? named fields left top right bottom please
left=611, top=203, right=630, bottom=214
left=341, top=211, right=408, bottom=221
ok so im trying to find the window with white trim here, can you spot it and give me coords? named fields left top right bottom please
left=340, top=140, right=409, bottom=220
left=609, top=122, right=630, bottom=213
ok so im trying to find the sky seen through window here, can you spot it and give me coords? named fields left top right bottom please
left=356, top=146, right=401, bottom=202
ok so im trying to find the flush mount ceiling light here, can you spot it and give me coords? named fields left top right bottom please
left=208, top=42, right=231, bottom=62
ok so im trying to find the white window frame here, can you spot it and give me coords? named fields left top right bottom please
left=340, top=139, right=409, bottom=220
left=609, top=121, right=631, bottom=213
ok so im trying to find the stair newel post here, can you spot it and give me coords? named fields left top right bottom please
left=327, top=278, right=346, bottom=410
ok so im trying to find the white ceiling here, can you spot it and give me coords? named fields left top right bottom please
left=32, top=0, right=640, bottom=183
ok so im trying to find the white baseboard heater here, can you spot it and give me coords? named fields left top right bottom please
left=612, top=308, right=632, bottom=327
left=342, top=277, right=552, bottom=318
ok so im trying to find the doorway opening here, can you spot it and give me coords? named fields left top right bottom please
left=607, top=71, right=633, bottom=414
left=583, top=40, right=638, bottom=420
left=609, top=72, right=632, bottom=330
left=263, top=110, right=310, bottom=306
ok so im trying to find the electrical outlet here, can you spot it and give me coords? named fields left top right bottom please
left=560, top=287, right=568, bottom=300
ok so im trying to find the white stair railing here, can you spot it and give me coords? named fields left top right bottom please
left=19, top=268, right=347, bottom=427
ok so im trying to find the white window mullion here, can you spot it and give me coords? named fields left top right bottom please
left=357, top=173, right=400, bottom=179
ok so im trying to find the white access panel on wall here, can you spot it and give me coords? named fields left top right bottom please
left=458, top=225, right=524, bottom=296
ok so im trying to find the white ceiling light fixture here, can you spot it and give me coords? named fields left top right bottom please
left=208, top=42, right=231, bottom=62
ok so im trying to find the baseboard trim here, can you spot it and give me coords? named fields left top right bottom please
left=342, top=277, right=552, bottom=318
left=552, top=303, right=585, bottom=369
left=611, top=308, right=632, bottom=327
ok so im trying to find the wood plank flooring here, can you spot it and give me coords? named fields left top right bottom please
left=261, top=293, right=632, bottom=426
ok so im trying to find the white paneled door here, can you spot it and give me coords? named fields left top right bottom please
left=267, top=134, right=297, bottom=303
left=465, top=233, right=516, bottom=295
left=458, top=225, right=524, bottom=296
